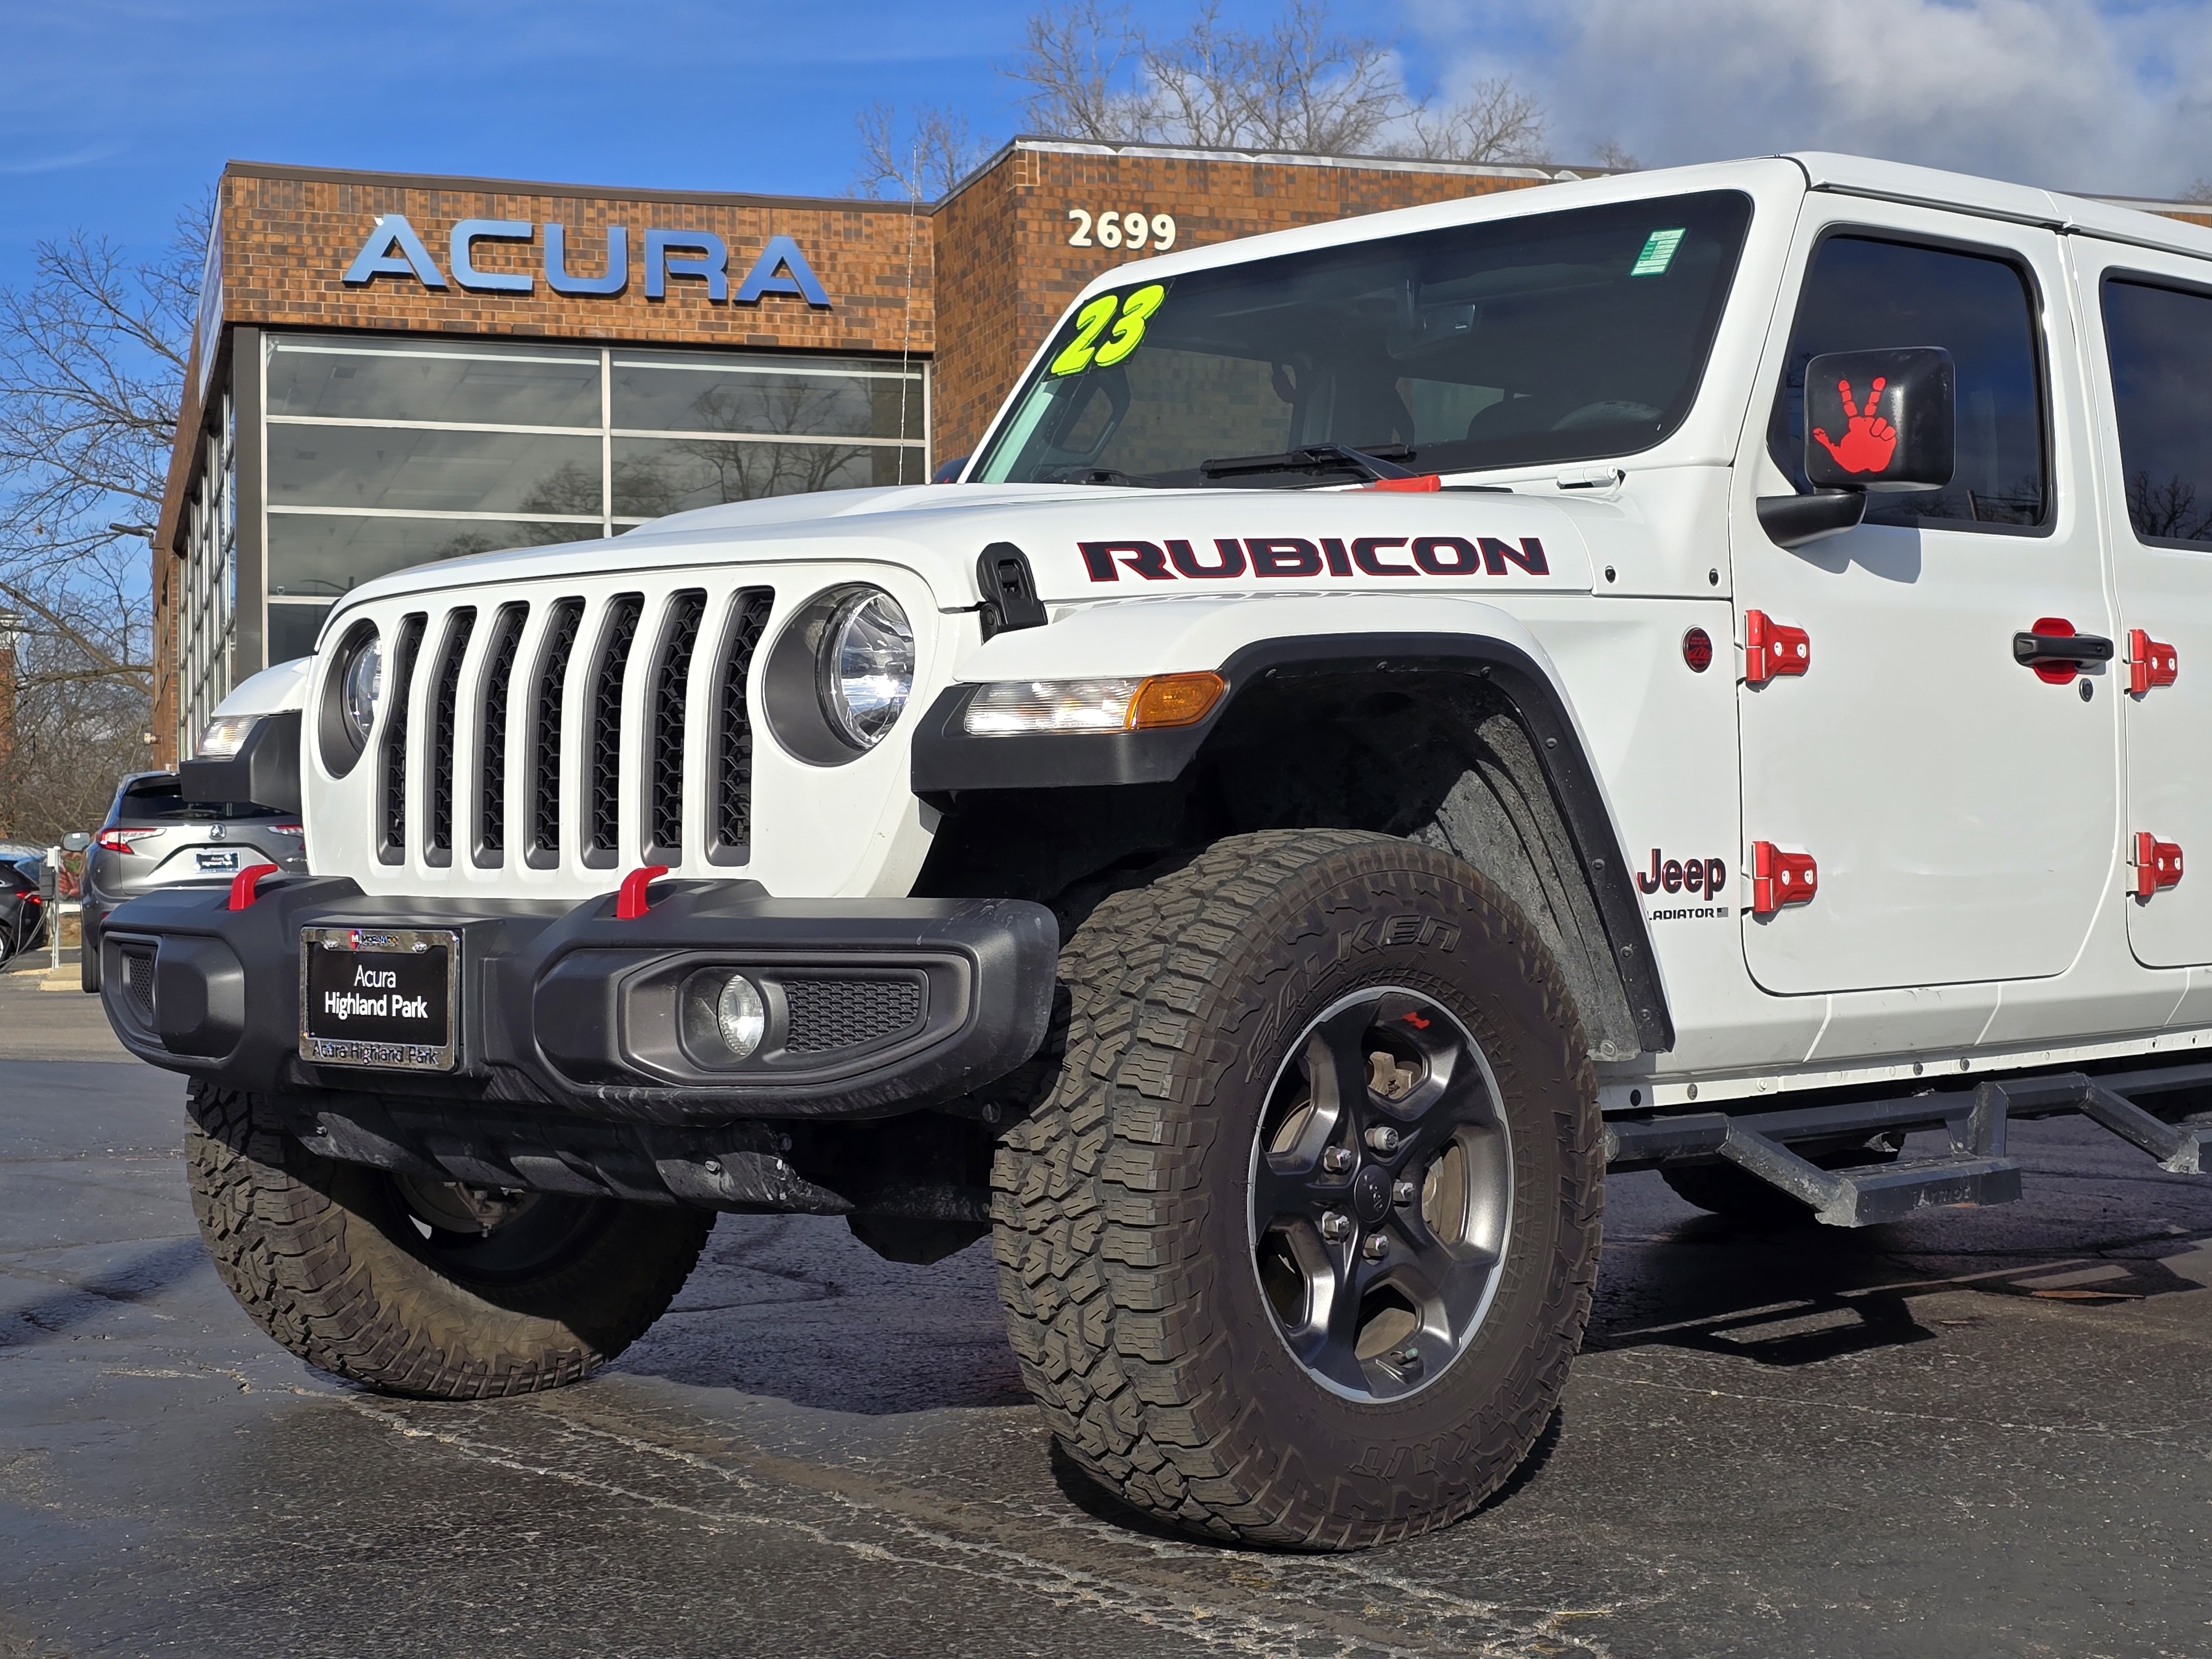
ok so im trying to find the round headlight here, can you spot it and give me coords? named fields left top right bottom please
left=342, top=635, right=383, bottom=747
left=716, top=974, right=766, bottom=1059
left=815, top=587, right=914, bottom=749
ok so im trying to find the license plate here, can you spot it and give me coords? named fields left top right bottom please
left=298, top=926, right=458, bottom=1071
left=196, top=850, right=239, bottom=873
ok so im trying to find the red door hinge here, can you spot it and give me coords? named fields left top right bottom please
left=1750, top=842, right=1818, bottom=915
left=2131, top=833, right=2183, bottom=900
left=1744, top=611, right=1811, bottom=685
left=2127, top=629, right=2178, bottom=696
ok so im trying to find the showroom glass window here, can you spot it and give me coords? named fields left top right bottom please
left=260, top=335, right=928, bottom=661
left=2101, top=277, right=2212, bottom=547
left=1767, top=236, right=2050, bottom=531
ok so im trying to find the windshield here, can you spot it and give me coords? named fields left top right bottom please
left=974, top=191, right=1752, bottom=487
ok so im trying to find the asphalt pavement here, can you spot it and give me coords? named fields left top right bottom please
left=4, top=958, right=2210, bottom=1658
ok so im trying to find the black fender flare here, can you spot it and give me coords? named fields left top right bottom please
left=910, top=632, right=1673, bottom=1054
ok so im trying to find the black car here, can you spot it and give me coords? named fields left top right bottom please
left=0, top=856, right=48, bottom=963
left=79, top=771, right=306, bottom=992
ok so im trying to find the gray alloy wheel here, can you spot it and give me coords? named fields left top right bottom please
left=1251, top=986, right=1514, bottom=1402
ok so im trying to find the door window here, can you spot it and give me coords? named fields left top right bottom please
left=2101, top=276, right=2212, bottom=547
left=1768, top=236, right=2048, bottom=530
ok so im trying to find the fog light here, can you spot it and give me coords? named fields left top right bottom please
left=716, top=975, right=766, bottom=1058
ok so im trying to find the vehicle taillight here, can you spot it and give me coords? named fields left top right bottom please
left=96, top=828, right=158, bottom=855
left=271, top=824, right=305, bottom=837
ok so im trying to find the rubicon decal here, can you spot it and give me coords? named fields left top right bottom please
left=1078, top=536, right=1550, bottom=583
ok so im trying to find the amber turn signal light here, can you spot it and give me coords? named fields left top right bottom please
left=1128, top=671, right=1227, bottom=729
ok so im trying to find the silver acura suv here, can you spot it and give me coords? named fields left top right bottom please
left=79, top=771, right=306, bottom=992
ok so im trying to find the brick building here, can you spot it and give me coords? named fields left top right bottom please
left=152, top=140, right=2212, bottom=763
left=149, top=139, right=1582, bottom=760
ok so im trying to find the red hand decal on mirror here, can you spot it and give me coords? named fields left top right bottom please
left=1810, top=375, right=1896, bottom=474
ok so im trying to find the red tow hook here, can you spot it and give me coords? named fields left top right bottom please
left=616, top=864, right=671, bottom=920
left=227, top=863, right=283, bottom=911
left=1362, top=474, right=1442, bottom=493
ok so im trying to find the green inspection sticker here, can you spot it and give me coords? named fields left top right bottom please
left=1631, top=228, right=1686, bottom=276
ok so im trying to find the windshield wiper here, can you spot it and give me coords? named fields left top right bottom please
left=1198, top=444, right=1417, bottom=485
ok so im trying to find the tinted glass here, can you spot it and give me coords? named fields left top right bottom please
left=267, top=427, right=604, bottom=515
left=975, top=192, right=1752, bottom=486
left=116, top=778, right=283, bottom=822
left=2103, top=278, right=2212, bottom=546
left=266, top=513, right=604, bottom=599
left=611, top=437, right=925, bottom=517
left=266, top=603, right=330, bottom=664
left=268, top=340, right=601, bottom=426
left=613, top=356, right=924, bottom=439
left=1770, top=237, right=2047, bottom=528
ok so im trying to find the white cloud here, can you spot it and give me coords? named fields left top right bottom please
left=1408, top=0, right=2212, bottom=197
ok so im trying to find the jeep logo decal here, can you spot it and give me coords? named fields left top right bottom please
left=1078, top=536, right=1549, bottom=583
left=1639, top=851, right=1730, bottom=898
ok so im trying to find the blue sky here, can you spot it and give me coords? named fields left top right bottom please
left=5, top=0, right=2206, bottom=290
left=0, top=0, right=1231, bottom=288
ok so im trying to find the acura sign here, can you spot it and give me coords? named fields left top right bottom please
left=342, top=214, right=831, bottom=307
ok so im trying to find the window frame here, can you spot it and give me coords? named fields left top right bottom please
left=1768, top=224, right=2057, bottom=539
left=2098, top=267, right=2212, bottom=553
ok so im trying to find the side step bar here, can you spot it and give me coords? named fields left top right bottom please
left=1604, top=1062, right=2212, bottom=1227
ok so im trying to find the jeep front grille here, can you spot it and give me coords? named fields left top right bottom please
left=584, top=594, right=645, bottom=867
left=362, top=586, right=772, bottom=874
left=528, top=598, right=585, bottom=866
left=648, top=590, right=707, bottom=859
left=474, top=603, right=527, bottom=861
left=425, top=607, right=475, bottom=865
left=376, top=614, right=427, bottom=865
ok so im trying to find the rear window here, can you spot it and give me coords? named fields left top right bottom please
left=115, top=779, right=285, bottom=823
left=2102, top=276, right=2212, bottom=547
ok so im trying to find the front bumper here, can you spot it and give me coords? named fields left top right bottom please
left=97, top=875, right=1058, bottom=1125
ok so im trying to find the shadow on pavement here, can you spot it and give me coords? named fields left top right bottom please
left=0, top=1237, right=210, bottom=1348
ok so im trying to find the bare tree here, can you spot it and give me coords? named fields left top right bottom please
left=0, top=197, right=201, bottom=836
left=1005, top=0, right=1155, bottom=142
left=854, top=102, right=994, bottom=200
left=1391, top=75, right=1547, bottom=165
left=2183, top=179, right=2212, bottom=205
left=1000, top=1, right=1546, bottom=163
left=1591, top=139, right=1641, bottom=173
left=1144, top=1, right=1405, bottom=153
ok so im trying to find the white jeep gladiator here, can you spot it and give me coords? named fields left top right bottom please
left=107, top=152, right=2212, bottom=1548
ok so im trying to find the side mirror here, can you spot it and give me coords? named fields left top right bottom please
left=61, top=832, right=91, bottom=853
left=1802, top=347, right=1954, bottom=492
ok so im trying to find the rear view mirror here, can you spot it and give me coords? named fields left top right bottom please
left=1803, top=347, right=1954, bottom=492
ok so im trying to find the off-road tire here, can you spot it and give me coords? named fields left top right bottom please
left=992, top=828, right=1603, bottom=1548
left=186, top=1083, right=713, bottom=1397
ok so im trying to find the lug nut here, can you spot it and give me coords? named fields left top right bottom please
left=1362, top=1234, right=1389, bottom=1260
left=1318, top=1211, right=1352, bottom=1241
left=1321, top=1146, right=1355, bottom=1174
left=1365, top=1126, right=1402, bottom=1154
left=1392, top=1179, right=1416, bottom=1207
